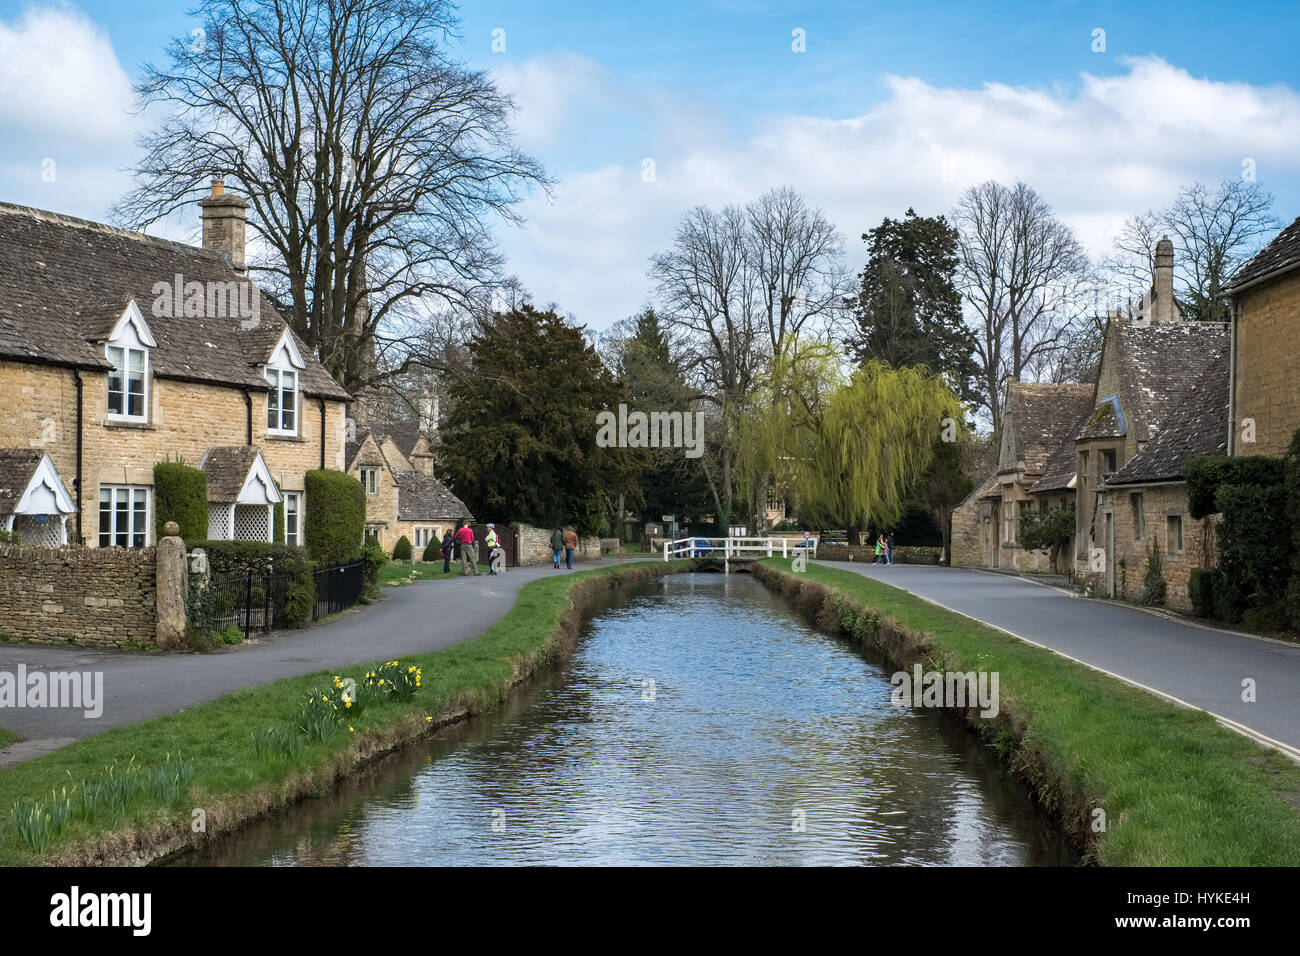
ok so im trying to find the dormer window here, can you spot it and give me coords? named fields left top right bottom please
left=266, top=367, right=297, bottom=434
left=264, top=328, right=306, bottom=437
left=105, top=301, right=155, bottom=422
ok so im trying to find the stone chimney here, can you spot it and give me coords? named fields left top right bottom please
left=418, top=386, right=439, bottom=436
left=198, top=178, right=248, bottom=273
left=1152, top=236, right=1176, bottom=325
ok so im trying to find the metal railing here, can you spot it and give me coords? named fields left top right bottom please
left=190, top=558, right=366, bottom=641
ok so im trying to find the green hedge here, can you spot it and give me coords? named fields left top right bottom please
left=1185, top=455, right=1285, bottom=519
left=422, top=538, right=441, bottom=562
left=190, top=540, right=314, bottom=628
left=153, top=462, right=208, bottom=542
left=1187, top=568, right=1217, bottom=619
left=1214, top=482, right=1290, bottom=624
left=304, top=469, right=365, bottom=565
left=392, top=535, right=412, bottom=561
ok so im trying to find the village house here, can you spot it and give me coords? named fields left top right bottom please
left=950, top=381, right=1091, bottom=571
left=1225, top=213, right=1300, bottom=457
left=344, top=391, right=472, bottom=557
left=0, top=182, right=351, bottom=549
left=954, top=238, right=1229, bottom=612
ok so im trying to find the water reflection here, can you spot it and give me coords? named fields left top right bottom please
left=177, top=573, right=1076, bottom=866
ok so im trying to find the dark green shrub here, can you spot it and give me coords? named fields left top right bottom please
left=422, top=538, right=441, bottom=562
left=1141, top=543, right=1167, bottom=606
left=1185, top=455, right=1285, bottom=519
left=304, top=469, right=365, bottom=564
left=1188, top=568, right=1217, bottom=618
left=190, top=540, right=314, bottom=629
left=1243, top=599, right=1287, bottom=633
left=1215, top=482, right=1290, bottom=625
left=362, top=541, right=388, bottom=596
left=153, top=461, right=208, bottom=542
left=392, top=535, right=412, bottom=561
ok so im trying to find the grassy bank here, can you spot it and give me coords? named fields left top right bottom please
left=753, top=560, right=1300, bottom=865
left=0, top=560, right=689, bottom=866
left=378, top=560, right=468, bottom=586
left=0, top=729, right=16, bottom=750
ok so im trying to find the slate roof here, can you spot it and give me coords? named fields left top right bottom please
left=1226, top=214, right=1300, bottom=292
left=200, top=446, right=262, bottom=503
left=1075, top=396, right=1125, bottom=441
left=1104, top=361, right=1229, bottom=487
left=0, top=448, right=44, bottom=515
left=955, top=471, right=1001, bottom=511
left=1029, top=435, right=1081, bottom=494
left=0, top=203, right=349, bottom=400
left=1109, top=323, right=1229, bottom=443
left=394, top=471, right=473, bottom=522
left=1002, top=383, right=1094, bottom=475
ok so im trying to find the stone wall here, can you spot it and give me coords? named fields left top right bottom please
left=0, top=359, right=348, bottom=548
left=515, top=523, right=601, bottom=565
left=1104, top=483, right=1212, bottom=612
left=1234, top=269, right=1300, bottom=457
left=950, top=496, right=986, bottom=567
left=0, top=544, right=157, bottom=646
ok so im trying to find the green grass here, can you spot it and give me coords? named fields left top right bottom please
left=0, top=560, right=691, bottom=865
left=0, top=729, right=17, bottom=750
left=760, top=559, right=1300, bottom=866
left=377, top=560, right=468, bottom=586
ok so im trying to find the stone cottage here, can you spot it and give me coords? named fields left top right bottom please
left=0, top=182, right=351, bottom=549
left=1225, top=213, right=1300, bottom=457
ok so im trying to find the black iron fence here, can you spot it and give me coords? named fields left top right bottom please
left=312, top=559, right=365, bottom=621
left=189, top=558, right=366, bottom=641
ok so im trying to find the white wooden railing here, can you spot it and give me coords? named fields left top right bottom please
left=663, top=536, right=818, bottom=564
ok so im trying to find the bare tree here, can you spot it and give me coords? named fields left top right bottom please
left=1100, top=210, right=1161, bottom=307
left=649, top=187, right=845, bottom=529
left=1163, top=179, right=1279, bottom=322
left=953, top=180, right=1090, bottom=428
left=114, top=0, right=549, bottom=396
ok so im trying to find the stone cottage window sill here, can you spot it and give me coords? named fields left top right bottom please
left=265, top=433, right=306, bottom=443
left=104, top=419, right=157, bottom=431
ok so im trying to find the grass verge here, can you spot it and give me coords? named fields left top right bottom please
left=0, top=560, right=691, bottom=866
left=753, top=559, right=1300, bottom=866
left=377, top=560, right=469, bottom=586
left=0, top=729, right=17, bottom=750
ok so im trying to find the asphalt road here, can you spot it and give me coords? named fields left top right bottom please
left=830, top=561, right=1300, bottom=756
left=0, top=557, right=646, bottom=766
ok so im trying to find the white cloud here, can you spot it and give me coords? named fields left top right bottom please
left=498, top=55, right=1300, bottom=329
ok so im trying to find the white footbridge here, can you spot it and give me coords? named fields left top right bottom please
left=663, top=536, right=818, bottom=573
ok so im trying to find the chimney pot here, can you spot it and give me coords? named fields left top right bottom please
left=211, top=178, right=224, bottom=197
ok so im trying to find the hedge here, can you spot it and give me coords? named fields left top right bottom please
left=422, top=538, right=441, bottom=562
left=304, top=469, right=365, bottom=565
left=392, top=535, right=412, bottom=561
left=1214, top=482, right=1291, bottom=624
left=153, top=461, right=208, bottom=542
left=189, top=540, right=314, bottom=629
left=1187, top=568, right=1217, bottom=619
left=1185, top=455, right=1285, bottom=519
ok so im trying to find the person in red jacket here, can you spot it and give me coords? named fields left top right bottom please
left=456, top=521, right=479, bottom=576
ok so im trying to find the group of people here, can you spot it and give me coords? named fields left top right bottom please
left=872, top=531, right=896, bottom=565
left=434, top=522, right=581, bottom=575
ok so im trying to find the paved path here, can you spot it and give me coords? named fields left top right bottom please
left=828, top=561, right=1300, bottom=757
left=0, top=558, right=648, bottom=767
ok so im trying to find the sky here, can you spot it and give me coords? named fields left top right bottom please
left=4, top=0, right=1300, bottom=330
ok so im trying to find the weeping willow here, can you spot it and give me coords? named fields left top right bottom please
left=795, top=359, right=964, bottom=530
left=733, top=338, right=845, bottom=524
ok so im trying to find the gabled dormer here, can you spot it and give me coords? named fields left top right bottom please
left=264, top=327, right=306, bottom=436
left=101, top=299, right=157, bottom=423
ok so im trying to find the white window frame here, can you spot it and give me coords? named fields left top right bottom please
left=98, top=485, right=150, bottom=549
left=284, top=492, right=301, bottom=546
left=105, top=304, right=154, bottom=423
left=360, top=467, right=379, bottom=494
left=265, top=366, right=299, bottom=436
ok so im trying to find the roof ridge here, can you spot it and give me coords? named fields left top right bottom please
left=0, top=201, right=223, bottom=263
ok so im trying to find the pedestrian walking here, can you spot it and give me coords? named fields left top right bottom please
left=887, top=531, right=896, bottom=565
left=439, top=530, right=454, bottom=575
left=873, top=533, right=885, bottom=565
left=551, top=527, right=565, bottom=569
left=485, top=523, right=506, bottom=574
left=456, top=521, right=479, bottom=576
left=563, top=526, right=578, bottom=569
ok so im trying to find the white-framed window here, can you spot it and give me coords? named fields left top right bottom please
left=265, top=367, right=298, bottom=434
left=284, top=492, right=301, bottom=546
left=99, top=485, right=149, bottom=548
left=359, top=467, right=378, bottom=494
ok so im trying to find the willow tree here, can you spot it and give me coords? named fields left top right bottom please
left=734, top=338, right=843, bottom=531
left=796, top=360, right=964, bottom=538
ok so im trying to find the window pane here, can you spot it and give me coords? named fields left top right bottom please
left=107, top=347, right=124, bottom=414
left=115, top=490, right=129, bottom=548
left=99, top=490, right=112, bottom=547
left=281, top=399, right=294, bottom=431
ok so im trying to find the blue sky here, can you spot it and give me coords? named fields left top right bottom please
left=4, top=0, right=1300, bottom=326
